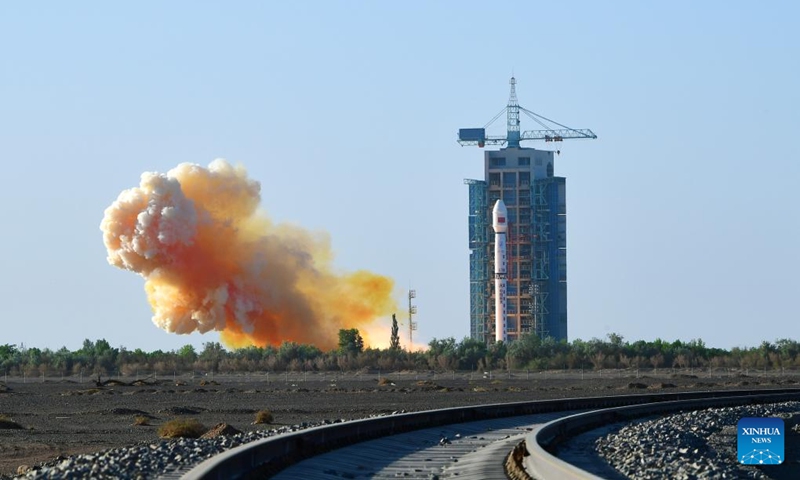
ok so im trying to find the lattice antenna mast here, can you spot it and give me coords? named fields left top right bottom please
left=507, top=77, right=521, bottom=148
left=408, top=289, right=418, bottom=348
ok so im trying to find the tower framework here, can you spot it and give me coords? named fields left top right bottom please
left=459, top=77, right=594, bottom=344
left=466, top=149, right=567, bottom=343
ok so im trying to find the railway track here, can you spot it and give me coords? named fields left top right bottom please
left=273, top=410, right=579, bottom=479
left=181, top=388, right=800, bottom=479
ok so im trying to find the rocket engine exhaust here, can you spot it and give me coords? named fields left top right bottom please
left=100, top=159, right=397, bottom=350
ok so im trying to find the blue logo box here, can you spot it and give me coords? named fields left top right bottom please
left=738, top=417, right=784, bottom=465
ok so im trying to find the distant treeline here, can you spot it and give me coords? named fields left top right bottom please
left=2, top=333, right=800, bottom=377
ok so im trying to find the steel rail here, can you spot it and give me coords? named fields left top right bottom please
left=524, top=390, right=800, bottom=479
left=181, top=388, right=800, bottom=480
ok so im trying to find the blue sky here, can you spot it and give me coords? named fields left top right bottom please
left=1, top=2, right=798, bottom=352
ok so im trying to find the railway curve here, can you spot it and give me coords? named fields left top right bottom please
left=181, top=388, right=800, bottom=479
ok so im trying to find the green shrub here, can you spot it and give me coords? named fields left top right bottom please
left=158, top=418, right=206, bottom=438
left=254, top=409, right=274, bottom=424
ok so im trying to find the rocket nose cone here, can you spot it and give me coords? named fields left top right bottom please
left=492, top=199, right=508, bottom=232
left=493, top=199, right=507, bottom=215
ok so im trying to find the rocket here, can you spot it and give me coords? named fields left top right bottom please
left=492, top=199, right=508, bottom=343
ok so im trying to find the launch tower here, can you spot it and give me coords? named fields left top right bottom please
left=460, top=77, right=596, bottom=344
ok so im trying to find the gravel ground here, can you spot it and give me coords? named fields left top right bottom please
left=13, top=418, right=366, bottom=479
left=595, top=402, right=800, bottom=479
left=0, top=372, right=796, bottom=479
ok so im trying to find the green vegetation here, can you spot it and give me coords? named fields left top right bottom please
left=254, top=409, right=274, bottom=424
left=338, top=328, right=364, bottom=355
left=1, top=333, right=800, bottom=378
left=390, top=314, right=401, bottom=351
left=158, top=418, right=206, bottom=438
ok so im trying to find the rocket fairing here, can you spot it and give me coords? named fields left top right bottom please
left=492, top=199, right=508, bottom=343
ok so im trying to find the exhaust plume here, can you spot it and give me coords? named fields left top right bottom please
left=100, top=159, right=396, bottom=350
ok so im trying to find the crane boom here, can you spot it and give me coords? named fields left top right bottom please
left=457, top=77, right=596, bottom=148
left=458, top=128, right=596, bottom=146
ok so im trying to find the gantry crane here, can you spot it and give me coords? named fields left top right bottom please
left=458, top=77, right=597, bottom=148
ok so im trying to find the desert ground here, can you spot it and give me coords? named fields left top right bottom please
left=0, top=370, right=796, bottom=477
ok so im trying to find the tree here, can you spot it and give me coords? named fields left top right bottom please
left=508, top=333, right=541, bottom=366
left=338, top=329, right=364, bottom=355
left=455, top=337, right=487, bottom=370
left=486, top=341, right=507, bottom=370
left=0, top=344, right=18, bottom=359
left=650, top=353, right=665, bottom=372
left=427, top=337, right=456, bottom=357
left=199, top=342, right=225, bottom=371
left=390, top=314, right=401, bottom=351
left=177, top=345, right=198, bottom=364
left=590, top=351, right=607, bottom=370
left=94, top=339, right=112, bottom=356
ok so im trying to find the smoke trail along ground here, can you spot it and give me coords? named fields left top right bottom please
left=100, top=159, right=397, bottom=350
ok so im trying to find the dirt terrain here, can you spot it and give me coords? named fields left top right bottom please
left=0, top=371, right=795, bottom=477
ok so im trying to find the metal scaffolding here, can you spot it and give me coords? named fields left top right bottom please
left=458, top=77, right=592, bottom=344
left=467, top=170, right=567, bottom=343
left=465, top=179, right=489, bottom=339
left=531, top=181, right=551, bottom=340
left=528, top=177, right=568, bottom=341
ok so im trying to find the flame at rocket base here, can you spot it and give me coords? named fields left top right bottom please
left=100, top=159, right=397, bottom=350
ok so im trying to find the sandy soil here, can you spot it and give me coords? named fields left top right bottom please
left=0, top=371, right=795, bottom=477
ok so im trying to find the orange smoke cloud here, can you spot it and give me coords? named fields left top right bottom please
left=100, top=159, right=397, bottom=350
